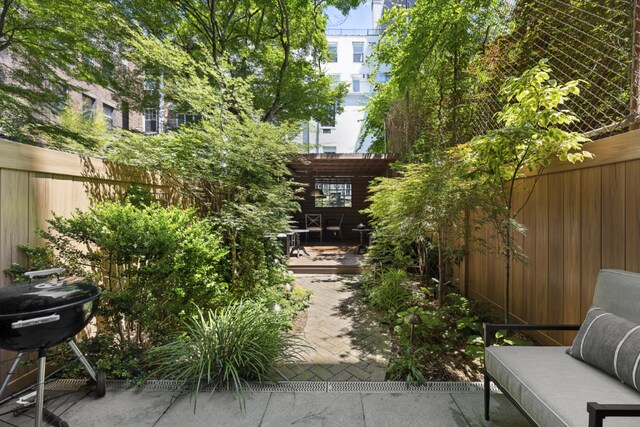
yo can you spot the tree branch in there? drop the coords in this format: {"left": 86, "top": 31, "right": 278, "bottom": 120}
{"left": 260, "top": 0, "right": 289, "bottom": 122}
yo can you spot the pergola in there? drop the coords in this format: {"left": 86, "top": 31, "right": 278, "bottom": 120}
{"left": 288, "top": 153, "right": 398, "bottom": 241}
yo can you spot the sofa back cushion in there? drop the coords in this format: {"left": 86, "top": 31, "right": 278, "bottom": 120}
{"left": 593, "top": 269, "right": 640, "bottom": 324}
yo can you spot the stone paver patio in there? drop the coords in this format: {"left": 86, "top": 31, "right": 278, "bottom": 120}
{"left": 279, "top": 274, "right": 392, "bottom": 382}
{"left": 0, "top": 386, "right": 530, "bottom": 426}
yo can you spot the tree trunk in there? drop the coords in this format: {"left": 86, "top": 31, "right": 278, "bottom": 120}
{"left": 437, "top": 230, "right": 445, "bottom": 308}
{"left": 462, "top": 210, "right": 470, "bottom": 298}
{"left": 503, "top": 223, "right": 511, "bottom": 324}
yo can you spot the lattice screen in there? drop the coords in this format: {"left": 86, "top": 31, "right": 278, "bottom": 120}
{"left": 471, "top": 0, "right": 638, "bottom": 140}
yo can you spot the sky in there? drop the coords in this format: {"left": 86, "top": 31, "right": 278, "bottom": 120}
{"left": 325, "top": 1, "right": 373, "bottom": 30}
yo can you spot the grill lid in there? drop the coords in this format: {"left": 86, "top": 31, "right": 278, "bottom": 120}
{"left": 0, "top": 276, "right": 100, "bottom": 318}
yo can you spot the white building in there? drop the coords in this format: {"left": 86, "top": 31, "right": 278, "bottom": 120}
{"left": 301, "top": 0, "right": 390, "bottom": 154}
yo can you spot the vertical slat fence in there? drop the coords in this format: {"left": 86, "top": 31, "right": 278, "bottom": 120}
{"left": 459, "top": 129, "right": 640, "bottom": 345}
{"left": 0, "top": 138, "right": 168, "bottom": 398}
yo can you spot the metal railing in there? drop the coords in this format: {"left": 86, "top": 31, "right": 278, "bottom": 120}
{"left": 326, "top": 29, "right": 382, "bottom": 36}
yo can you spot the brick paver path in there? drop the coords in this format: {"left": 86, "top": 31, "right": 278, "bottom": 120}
{"left": 279, "top": 274, "right": 392, "bottom": 381}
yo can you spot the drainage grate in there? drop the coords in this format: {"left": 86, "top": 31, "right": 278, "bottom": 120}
{"left": 327, "top": 381, "right": 498, "bottom": 393}
{"left": 244, "top": 381, "right": 327, "bottom": 393}
{"left": 45, "top": 379, "right": 90, "bottom": 391}
{"left": 46, "top": 379, "right": 500, "bottom": 394}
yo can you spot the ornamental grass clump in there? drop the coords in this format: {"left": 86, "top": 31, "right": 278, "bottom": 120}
{"left": 149, "top": 301, "right": 304, "bottom": 411}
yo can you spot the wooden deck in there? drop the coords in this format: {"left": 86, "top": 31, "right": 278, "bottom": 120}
{"left": 287, "top": 242, "right": 365, "bottom": 274}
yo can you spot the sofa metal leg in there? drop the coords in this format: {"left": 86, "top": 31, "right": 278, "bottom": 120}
{"left": 484, "top": 372, "right": 490, "bottom": 421}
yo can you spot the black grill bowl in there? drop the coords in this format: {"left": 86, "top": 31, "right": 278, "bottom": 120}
{"left": 0, "top": 277, "right": 100, "bottom": 352}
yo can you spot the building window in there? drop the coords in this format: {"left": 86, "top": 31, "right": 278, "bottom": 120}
{"left": 322, "top": 128, "right": 332, "bottom": 134}
{"left": 352, "top": 79, "right": 360, "bottom": 92}
{"left": 330, "top": 74, "right": 341, "bottom": 88}
{"left": 368, "top": 41, "right": 376, "bottom": 56}
{"left": 82, "top": 94, "right": 96, "bottom": 120}
{"left": 320, "top": 104, "right": 336, "bottom": 128}
{"left": 167, "top": 112, "right": 200, "bottom": 129}
{"left": 328, "top": 43, "right": 338, "bottom": 62}
{"left": 144, "top": 70, "right": 158, "bottom": 90}
{"left": 103, "top": 104, "right": 114, "bottom": 129}
{"left": 322, "top": 146, "right": 337, "bottom": 153}
{"left": 352, "top": 42, "right": 364, "bottom": 63}
{"left": 144, "top": 108, "right": 158, "bottom": 133}
{"left": 52, "top": 85, "right": 69, "bottom": 114}
{"left": 177, "top": 113, "right": 199, "bottom": 126}
{"left": 314, "top": 177, "right": 352, "bottom": 208}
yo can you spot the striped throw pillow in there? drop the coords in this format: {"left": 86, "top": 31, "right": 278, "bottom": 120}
{"left": 567, "top": 306, "right": 640, "bottom": 391}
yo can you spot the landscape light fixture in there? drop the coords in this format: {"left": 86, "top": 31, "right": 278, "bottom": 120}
{"left": 311, "top": 169, "right": 325, "bottom": 197}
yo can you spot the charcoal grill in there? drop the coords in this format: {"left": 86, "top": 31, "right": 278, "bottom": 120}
{"left": 0, "top": 269, "right": 106, "bottom": 427}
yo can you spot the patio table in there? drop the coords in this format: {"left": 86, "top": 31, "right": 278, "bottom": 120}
{"left": 352, "top": 228, "right": 373, "bottom": 255}
{"left": 264, "top": 232, "right": 295, "bottom": 260}
{"left": 290, "top": 229, "right": 310, "bottom": 258}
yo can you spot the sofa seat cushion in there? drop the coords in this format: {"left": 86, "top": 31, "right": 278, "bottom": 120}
{"left": 486, "top": 346, "right": 640, "bottom": 427}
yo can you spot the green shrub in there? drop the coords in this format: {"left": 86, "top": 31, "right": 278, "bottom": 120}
{"left": 465, "top": 330, "right": 533, "bottom": 362}
{"left": 3, "top": 245, "right": 55, "bottom": 282}
{"left": 50, "top": 334, "right": 148, "bottom": 385}
{"left": 148, "top": 302, "right": 304, "bottom": 410}
{"left": 367, "top": 268, "right": 411, "bottom": 317}
{"left": 36, "top": 200, "right": 228, "bottom": 346}
{"left": 255, "top": 282, "right": 311, "bottom": 329}
{"left": 386, "top": 350, "right": 426, "bottom": 385}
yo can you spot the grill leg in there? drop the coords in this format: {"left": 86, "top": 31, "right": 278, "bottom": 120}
{"left": 35, "top": 349, "right": 46, "bottom": 427}
{"left": 0, "top": 351, "right": 23, "bottom": 398}
{"left": 66, "top": 340, "right": 96, "bottom": 382}
{"left": 484, "top": 372, "right": 491, "bottom": 421}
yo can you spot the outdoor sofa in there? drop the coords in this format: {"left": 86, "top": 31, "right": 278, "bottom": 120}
{"left": 484, "top": 269, "right": 640, "bottom": 427}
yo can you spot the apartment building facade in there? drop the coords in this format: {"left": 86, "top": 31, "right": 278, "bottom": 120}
{"left": 300, "top": 0, "right": 391, "bottom": 154}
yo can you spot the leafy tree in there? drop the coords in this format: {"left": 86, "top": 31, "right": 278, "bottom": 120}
{"left": 463, "top": 61, "right": 591, "bottom": 323}
{"left": 0, "top": 0, "right": 132, "bottom": 144}
{"left": 114, "top": 0, "right": 355, "bottom": 124}
{"left": 108, "top": 35, "right": 301, "bottom": 290}
{"left": 363, "top": 0, "right": 510, "bottom": 156}
{"left": 367, "top": 150, "right": 483, "bottom": 306}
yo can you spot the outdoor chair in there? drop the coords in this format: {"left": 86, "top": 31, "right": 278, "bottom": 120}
{"left": 305, "top": 214, "right": 323, "bottom": 242}
{"left": 326, "top": 214, "right": 344, "bottom": 240}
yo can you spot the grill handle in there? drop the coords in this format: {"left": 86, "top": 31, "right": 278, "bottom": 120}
{"left": 11, "top": 314, "right": 60, "bottom": 329}
{"left": 24, "top": 268, "right": 63, "bottom": 280}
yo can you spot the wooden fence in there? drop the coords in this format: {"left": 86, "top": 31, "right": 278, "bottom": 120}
{"left": 458, "top": 129, "right": 640, "bottom": 345}
{"left": 0, "top": 138, "right": 168, "bottom": 398}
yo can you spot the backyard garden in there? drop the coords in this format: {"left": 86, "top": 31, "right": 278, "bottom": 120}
{"left": 0, "top": 0, "right": 638, "bottom": 411}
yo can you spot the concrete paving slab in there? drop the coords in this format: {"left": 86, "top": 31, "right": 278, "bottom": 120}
{"left": 361, "top": 393, "right": 469, "bottom": 427}
{"left": 155, "top": 390, "right": 270, "bottom": 427}
{"left": 0, "top": 390, "right": 87, "bottom": 427}
{"left": 449, "top": 392, "right": 530, "bottom": 427}
{"left": 59, "top": 390, "right": 174, "bottom": 427}
{"left": 260, "top": 392, "right": 365, "bottom": 427}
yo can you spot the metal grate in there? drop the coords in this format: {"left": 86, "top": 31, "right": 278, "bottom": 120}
{"left": 45, "top": 379, "right": 500, "bottom": 394}
{"left": 327, "top": 381, "right": 498, "bottom": 393}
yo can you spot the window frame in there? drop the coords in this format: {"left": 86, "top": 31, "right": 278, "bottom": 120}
{"left": 352, "top": 42, "right": 364, "bottom": 63}
{"left": 82, "top": 94, "right": 96, "bottom": 120}
{"left": 103, "top": 104, "right": 115, "bottom": 129}
{"left": 328, "top": 42, "right": 338, "bottom": 63}
{"left": 314, "top": 177, "right": 352, "bottom": 208}
{"left": 322, "top": 146, "right": 337, "bottom": 153}
{"left": 144, "top": 108, "right": 159, "bottom": 133}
